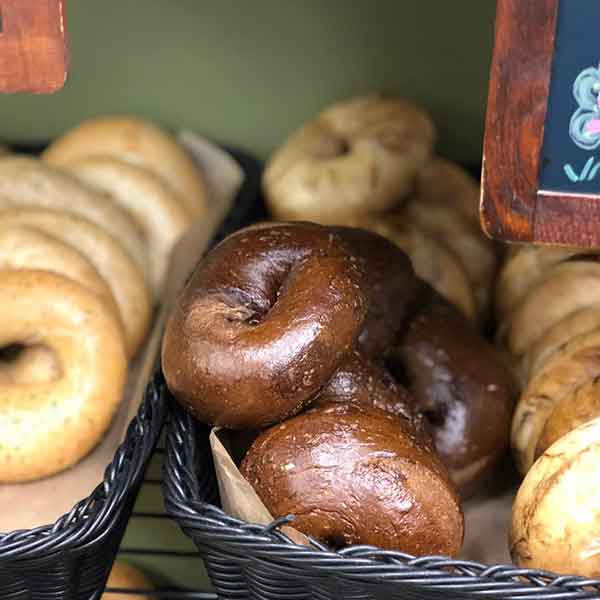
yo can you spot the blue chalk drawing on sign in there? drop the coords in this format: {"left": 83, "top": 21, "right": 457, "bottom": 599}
{"left": 565, "top": 64, "right": 600, "bottom": 182}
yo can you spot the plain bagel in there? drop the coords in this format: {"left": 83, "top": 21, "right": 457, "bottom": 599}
{"left": 0, "top": 225, "right": 120, "bottom": 324}
{"left": 0, "top": 270, "right": 127, "bottom": 483}
{"left": 0, "top": 208, "right": 151, "bottom": 358}
{"left": 263, "top": 95, "right": 435, "bottom": 224}
{"left": 64, "top": 155, "right": 193, "bottom": 296}
{"left": 0, "top": 156, "right": 149, "bottom": 279}
{"left": 42, "top": 115, "right": 207, "bottom": 219}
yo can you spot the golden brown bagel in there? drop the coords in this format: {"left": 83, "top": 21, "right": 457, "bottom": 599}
{"left": 103, "top": 561, "right": 153, "bottom": 600}
{"left": 0, "top": 225, "right": 120, "bottom": 324}
{"left": 511, "top": 417, "right": 600, "bottom": 577}
{"left": 0, "top": 208, "right": 151, "bottom": 357}
{"left": 263, "top": 95, "right": 435, "bottom": 224}
{"left": 0, "top": 156, "right": 148, "bottom": 278}
{"left": 0, "top": 270, "right": 127, "bottom": 482}
{"left": 42, "top": 116, "right": 207, "bottom": 219}
{"left": 64, "top": 156, "right": 193, "bottom": 295}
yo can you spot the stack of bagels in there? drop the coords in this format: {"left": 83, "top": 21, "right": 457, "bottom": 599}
{"left": 0, "top": 116, "right": 206, "bottom": 483}
{"left": 263, "top": 95, "right": 499, "bottom": 323}
{"left": 496, "top": 245, "right": 600, "bottom": 576}
{"left": 162, "top": 221, "right": 515, "bottom": 557}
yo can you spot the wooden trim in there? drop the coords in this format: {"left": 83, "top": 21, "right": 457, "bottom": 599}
{"left": 534, "top": 191, "right": 600, "bottom": 247}
{"left": 0, "top": 0, "right": 68, "bottom": 93}
{"left": 480, "top": 0, "right": 559, "bottom": 243}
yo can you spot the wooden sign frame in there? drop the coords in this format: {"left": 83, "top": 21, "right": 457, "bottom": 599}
{"left": 481, "top": 0, "right": 600, "bottom": 247}
{"left": 0, "top": 0, "right": 68, "bottom": 93}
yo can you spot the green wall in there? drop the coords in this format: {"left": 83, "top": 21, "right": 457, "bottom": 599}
{"left": 0, "top": 0, "right": 496, "bottom": 164}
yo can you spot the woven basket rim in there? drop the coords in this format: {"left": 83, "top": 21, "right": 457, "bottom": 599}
{"left": 164, "top": 395, "right": 600, "bottom": 599}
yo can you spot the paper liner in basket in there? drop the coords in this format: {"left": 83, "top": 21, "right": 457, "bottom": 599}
{"left": 210, "top": 427, "right": 515, "bottom": 562}
{"left": 0, "top": 133, "right": 243, "bottom": 532}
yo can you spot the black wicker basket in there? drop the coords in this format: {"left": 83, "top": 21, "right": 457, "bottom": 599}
{"left": 0, "top": 146, "right": 263, "bottom": 600}
{"left": 164, "top": 400, "right": 600, "bottom": 600}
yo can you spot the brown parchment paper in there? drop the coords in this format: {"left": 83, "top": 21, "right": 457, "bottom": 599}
{"left": 211, "top": 428, "right": 515, "bottom": 563}
{"left": 0, "top": 132, "right": 244, "bottom": 533}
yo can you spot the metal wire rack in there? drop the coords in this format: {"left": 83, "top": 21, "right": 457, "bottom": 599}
{"left": 103, "top": 427, "right": 218, "bottom": 599}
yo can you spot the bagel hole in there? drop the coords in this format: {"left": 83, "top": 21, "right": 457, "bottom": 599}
{"left": 0, "top": 343, "right": 62, "bottom": 385}
{"left": 335, "top": 140, "right": 350, "bottom": 156}
{"left": 422, "top": 406, "right": 447, "bottom": 428}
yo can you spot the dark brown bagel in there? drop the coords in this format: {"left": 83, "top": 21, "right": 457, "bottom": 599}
{"left": 161, "top": 222, "right": 368, "bottom": 429}
{"left": 313, "top": 349, "right": 420, "bottom": 425}
{"left": 332, "top": 226, "right": 421, "bottom": 356}
{"left": 393, "top": 285, "right": 515, "bottom": 494}
{"left": 240, "top": 403, "right": 464, "bottom": 556}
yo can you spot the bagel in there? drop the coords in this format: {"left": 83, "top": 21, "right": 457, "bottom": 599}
{"left": 103, "top": 561, "right": 153, "bottom": 600}
{"left": 0, "top": 270, "right": 127, "bottom": 482}
{"left": 0, "top": 345, "right": 60, "bottom": 386}
{"left": 0, "top": 156, "right": 148, "bottom": 278}
{"left": 162, "top": 222, "right": 368, "bottom": 429}
{"left": 240, "top": 403, "right": 464, "bottom": 555}
{"left": 0, "top": 225, "right": 120, "bottom": 324}
{"left": 499, "top": 261, "right": 600, "bottom": 358}
{"left": 331, "top": 225, "right": 421, "bottom": 356}
{"left": 0, "top": 208, "right": 151, "bottom": 357}
{"left": 414, "top": 157, "right": 482, "bottom": 229}
{"left": 42, "top": 115, "right": 207, "bottom": 218}
{"left": 263, "top": 95, "right": 435, "bottom": 224}
{"left": 402, "top": 200, "right": 496, "bottom": 317}
{"left": 64, "top": 156, "right": 193, "bottom": 295}
{"left": 393, "top": 287, "right": 515, "bottom": 493}
{"left": 496, "top": 245, "right": 588, "bottom": 320}
{"left": 511, "top": 329, "right": 600, "bottom": 474}
{"left": 511, "top": 417, "right": 600, "bottom": 577}
{"left": 524, "top": 307, "right": 600, "bottom": 378}
{"left": 356, "top": 215, "right": 476, "bottom": 320}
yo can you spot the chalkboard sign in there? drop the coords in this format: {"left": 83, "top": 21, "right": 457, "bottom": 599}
{"left": 481, "top": 0, "right": 600, "bottom": 247}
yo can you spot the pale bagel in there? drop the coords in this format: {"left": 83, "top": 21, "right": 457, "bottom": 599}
{"left": 500, "top": 261, "right": 600, "bottom": 358}
{"left": 64, "top": 156, "right": 192, "bottom": 296}
{"left": 103, "top": 561, "right": 153, "bottom": 600}
{"left": 0, "top": 345, "right": 60, "bottom": 386}
{"left": 346, "top": 214, "right": 476, "bottom": 320}
{"left": 511, "top": 417, "right": 600, "bottom": 577}
{"left": 0, "top": 270, "right": 127, "bottom": 482}
{"left": 0, "top": 156, "right": 148, "bottom": 279}
{"left": 0, "top": 209, "right": 151, "bottom": 357}
{"left": 263, "top": 95, "right": 435, "bottom": 224}
{"left": 0, "top": 225, "right": 121, "bottom": 324}
{"left": 414, "top": 157, "right": 482, "bottom": 228}
{"left": 524, "top": 306, "right": 600, "bottom": 379}
{"left": 42, "top": 115, "right": 207, "bottom": 219}
{"left": 511, "top": 329, "right": 600, "bottom": 474}
{"left": 403, "top": 200, "right": 496, "bottom": 317}
{"left": 496, "top": 245, "right": 589, "bottom": 320}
